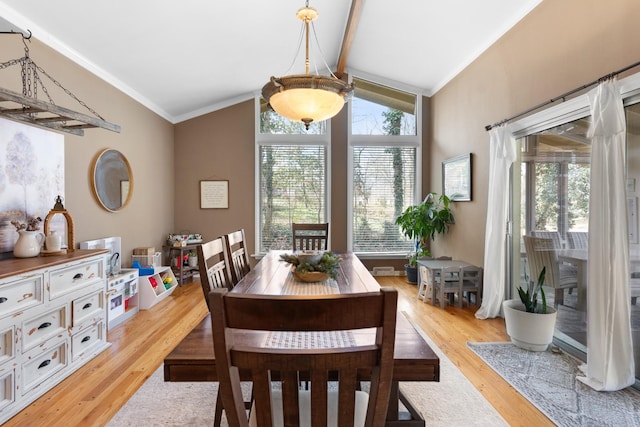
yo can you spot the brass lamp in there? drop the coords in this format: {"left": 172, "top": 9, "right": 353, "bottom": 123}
{"left": 261, "top": 2, "right": 354, "bottom": 130}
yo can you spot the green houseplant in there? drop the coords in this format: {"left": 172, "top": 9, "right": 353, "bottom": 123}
{"left": 503, "top": 266, "right": 558, "bottom": 351}
{"left": 395, "top": 192, "right": 455, "bottom": 283}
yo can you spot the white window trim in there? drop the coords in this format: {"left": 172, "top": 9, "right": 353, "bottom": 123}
{"left": 346, "top": 73, "right": 423, "bottom": 255}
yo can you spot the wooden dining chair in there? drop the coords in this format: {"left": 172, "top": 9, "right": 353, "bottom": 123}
{"left": 292, "top": 222, "right": 329, "bottom": 251}
{"left": 209, "top": 287, "right": 398, "bottom": 427}
{"left": 197, "top": 237, "right": 250, "bottom": 426}
{"left": 197, "top": 238, "right": 233, "bottom": 311}
{"left": 224, "top": 229, "right": 251, "bottom": 285}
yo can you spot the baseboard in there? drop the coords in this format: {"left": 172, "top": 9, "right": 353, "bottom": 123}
{"left": 371, "top": 266, "right": 402, "bottom": 276}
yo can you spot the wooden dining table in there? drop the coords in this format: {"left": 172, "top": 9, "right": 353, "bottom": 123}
{"left": 164, "top": 251, "right": 440, "bottom": 426}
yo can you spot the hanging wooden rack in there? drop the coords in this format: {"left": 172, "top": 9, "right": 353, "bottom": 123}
{"left": 0, "top": 30, "right": 121, "bottom": 136}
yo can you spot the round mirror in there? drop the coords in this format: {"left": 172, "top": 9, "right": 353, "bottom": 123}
{"left": 91, "top": 149, "right": 133, "bottom": 212}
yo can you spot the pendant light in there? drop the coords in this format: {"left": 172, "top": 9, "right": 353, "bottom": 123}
{"left": 261, "top": 1, "right": 354, "bottom": 130}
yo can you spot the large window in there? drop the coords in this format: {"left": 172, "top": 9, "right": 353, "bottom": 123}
{"left": 349, "top": 77, "right": 420, "bottom": 255}
{"left": 257, "top": 99, "right": 329, "bottom": 253}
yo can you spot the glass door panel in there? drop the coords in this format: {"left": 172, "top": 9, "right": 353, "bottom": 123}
{"left": 513, "top": 105, "right": 640, "bottom": 382}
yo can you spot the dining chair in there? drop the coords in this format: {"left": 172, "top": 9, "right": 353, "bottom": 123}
{"left": 197, "top": 237, "right": 249, "bottom": 426}
{"left": 431, "top": 266, "right": 461, "bottom": 309}
{"left": 292, "top": 222, "right": 329, "bottom": 251}
{"left": 224, "top": 229, "right": 251, "bottom": 285}
{"left": 523, "top": 235, "right": 578, "bottom": 307}
{"left": 197, "top": 238, "right": 234, "bottom": 310}
{"left": 567, "top": 231, "right": 588, "bottom": 249}
{"left": 209, "top": 287, "right": 397, "bottom": 427}
{"left": 532, "top": 230, "right": 564, "bottom": 249}
{"left": 459, "top": 265, "right": 483, "bottom": 307}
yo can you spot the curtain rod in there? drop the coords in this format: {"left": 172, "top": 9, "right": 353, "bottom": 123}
{"left": 484, "top": 59, "right": 640, "bottom": 131}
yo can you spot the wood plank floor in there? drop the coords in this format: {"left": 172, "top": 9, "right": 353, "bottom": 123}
{"left": 5, "top": 276, "right": 554, "bottom": 426}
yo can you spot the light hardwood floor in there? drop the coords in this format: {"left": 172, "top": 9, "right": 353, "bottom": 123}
{"left": 5, "top": 276, "right": 554, "bottom": 426}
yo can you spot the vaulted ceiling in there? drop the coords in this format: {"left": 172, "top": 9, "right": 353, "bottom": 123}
{"left": 0, "top": 0, "right": 542, "bottom": 124}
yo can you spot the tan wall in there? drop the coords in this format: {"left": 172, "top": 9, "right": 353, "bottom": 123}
{"left": 430, "top": 0, "right": 640, "bottom": 267}
{"left": 173, "top": 100, "right": 256, "bottom": 261}
{"left": 0, "top": 37, "right": 175, "bottom": 262}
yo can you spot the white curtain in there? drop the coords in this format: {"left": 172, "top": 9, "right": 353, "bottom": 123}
{"left": 476, "top": 125, "right": 515, "bottom": 319}
{"left": 577, "top": 80, "right": 635, "bottom": 391}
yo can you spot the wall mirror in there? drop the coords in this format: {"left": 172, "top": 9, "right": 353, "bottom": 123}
{"left": 92, "top": 149, "right": 133, "bottom": 212}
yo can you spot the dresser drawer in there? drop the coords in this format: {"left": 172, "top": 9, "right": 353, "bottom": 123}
{"left": 22, "top": 339, "right": 67, "bottom": 394}
{"left": 0, "top": 368, "right": 15, "bottom": 411}
{"left": 22, "top": 307, "right": 67, "bottom": 353}
{"left": 72, "top": 290, "right": 104, "bottom": 327}
{"left": 49, "top": 258, "right": 105, "bottom": 299}
{"left": 0, "top": 326, "right": 14, "bottom": 365}
{"left": 71, "top": 322, "right": 105, "bottom": 362}
{"left": 0, "top": 275, "right": 44, "bottom": 319}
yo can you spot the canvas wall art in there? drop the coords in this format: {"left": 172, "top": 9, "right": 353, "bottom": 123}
{"left": 0, "top": 117, "right": 64, "bottom": 253}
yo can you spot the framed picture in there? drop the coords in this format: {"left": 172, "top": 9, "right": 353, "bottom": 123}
{"left": 200, "top": 180, "right": 229, "bottom": 209}
{"left": 442, "top": 153, "right": 472, "bottom": 201}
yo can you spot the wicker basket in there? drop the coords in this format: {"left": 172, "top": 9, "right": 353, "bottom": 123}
{"left": 291, "top": 266, "right": 329, "bottom": 283}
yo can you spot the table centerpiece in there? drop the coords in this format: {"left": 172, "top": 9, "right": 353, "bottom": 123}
{"left": 280, "top": 251, "right": 341, "bottom": 282}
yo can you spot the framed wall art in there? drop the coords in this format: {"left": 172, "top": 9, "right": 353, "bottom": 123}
{"left": 442, "top": 153, "right": 472, "bottom": 201}
{"left": 200, "top": 180, "right": 229, "bottom": 209}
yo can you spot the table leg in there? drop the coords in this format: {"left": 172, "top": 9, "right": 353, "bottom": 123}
{"left": 385, "top": 381, "right": 425, "bottom": 427}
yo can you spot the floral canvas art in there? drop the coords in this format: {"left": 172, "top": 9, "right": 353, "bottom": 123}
{"left": 0, "top": 117, "right": 64, "bottom": 253}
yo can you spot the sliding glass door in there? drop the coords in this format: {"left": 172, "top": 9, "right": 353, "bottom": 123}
{"left": 510, "top": 100, "right": 640, "bottom": 384}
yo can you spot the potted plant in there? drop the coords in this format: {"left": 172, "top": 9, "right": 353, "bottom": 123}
{"left": 187, "top": 251, "right": 198, "bottom": 268}
{"left": 395, "top": 192, "right": 455, "bottom": 283}
{"left": 503, "top": 267, "right": 558, "bottom": 351}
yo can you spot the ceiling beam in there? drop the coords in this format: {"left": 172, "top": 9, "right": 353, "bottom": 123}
{"left": 335, "top": 0, "right": 364, "bottom": 79}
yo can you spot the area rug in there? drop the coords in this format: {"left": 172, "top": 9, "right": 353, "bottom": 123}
{"left": 107, "top": 315, "right": 507, "bottom": 426}
{"left": 468, "top": 342, "right": 640, "bottom": 427}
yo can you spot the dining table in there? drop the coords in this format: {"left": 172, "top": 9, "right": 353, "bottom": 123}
{"left": 164, "top": 251, "right": 440, "bottom": 426}
{"left": 557, "top": 247, "right": 640, "bottom": 312}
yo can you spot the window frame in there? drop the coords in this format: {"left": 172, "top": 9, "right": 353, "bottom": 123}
{"left": 254, "top": 97, "right": 332, "bottom": 256}
{"left": 346, "top": 72, "right": 423, "bottom": 257}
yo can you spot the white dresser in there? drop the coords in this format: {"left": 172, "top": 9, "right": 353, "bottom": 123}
{"left": 0, "top": 250, "right": 110, "bottom": 424}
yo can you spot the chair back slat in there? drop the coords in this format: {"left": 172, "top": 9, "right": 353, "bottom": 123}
{"left": 224, "top": 229, "right": 251, "bottom": 285}
{"left": 292, "top": 223, "right": 329, "bottom": 252}
{"left": 210, "top": 288, "right": 397, "bottom": 427}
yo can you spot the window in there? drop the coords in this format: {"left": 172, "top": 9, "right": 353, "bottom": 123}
{"left": 352, "top": 146, "right": 416, "bottom": 253}
{"left": 257, "top": 98, "right": 329, "bottom": 253}
{"left": 258, "top": 98, "right": 326, "bottom": 135}
{"left": 351, "top": 77, "right": 417, "bottom": 135}
{"left": 349, "top": 77, "right": 421, "bottom": 255}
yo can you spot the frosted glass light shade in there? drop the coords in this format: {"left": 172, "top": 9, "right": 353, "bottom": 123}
{"left": 262, "top": 74, "right": 353, "bottom": 129}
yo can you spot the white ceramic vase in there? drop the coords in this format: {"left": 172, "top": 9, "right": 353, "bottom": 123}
{"left": 503, "top": 299, "right": 557, "bottom": 351}
{"left": 13, "top": 230, "right": 44, "bottom": 258}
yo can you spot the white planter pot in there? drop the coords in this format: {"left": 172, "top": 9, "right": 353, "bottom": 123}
{"left": 502, "top": 299, "right": 557, "bottom": 352}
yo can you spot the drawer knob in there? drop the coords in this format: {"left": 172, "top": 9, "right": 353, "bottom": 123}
{"left": 82, "top": 303, "right": 92, "bottom": 310}
{"left": 0, "top": 297, "right": 6, "bottom": 303}
{"left": 38, "top": 322, "right": 52, "bottom": 330}
{"left": 73, "top": 273, "right": 84, "bottom": 280}
{"left": 38, "top": 359, "right": 51, "bottom": 369}
{"left": 81, "top": 336, "right": 91, "bottom": 343}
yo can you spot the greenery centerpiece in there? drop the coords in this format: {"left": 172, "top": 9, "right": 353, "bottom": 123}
{"left": 503, "top": 266, "right": 558, "bottom": 351}
{"left": 280, "top": 252, "right": 341, "bottom": 282}
{"left": 395, "top": 192, "right": 455, "bottom": 283}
